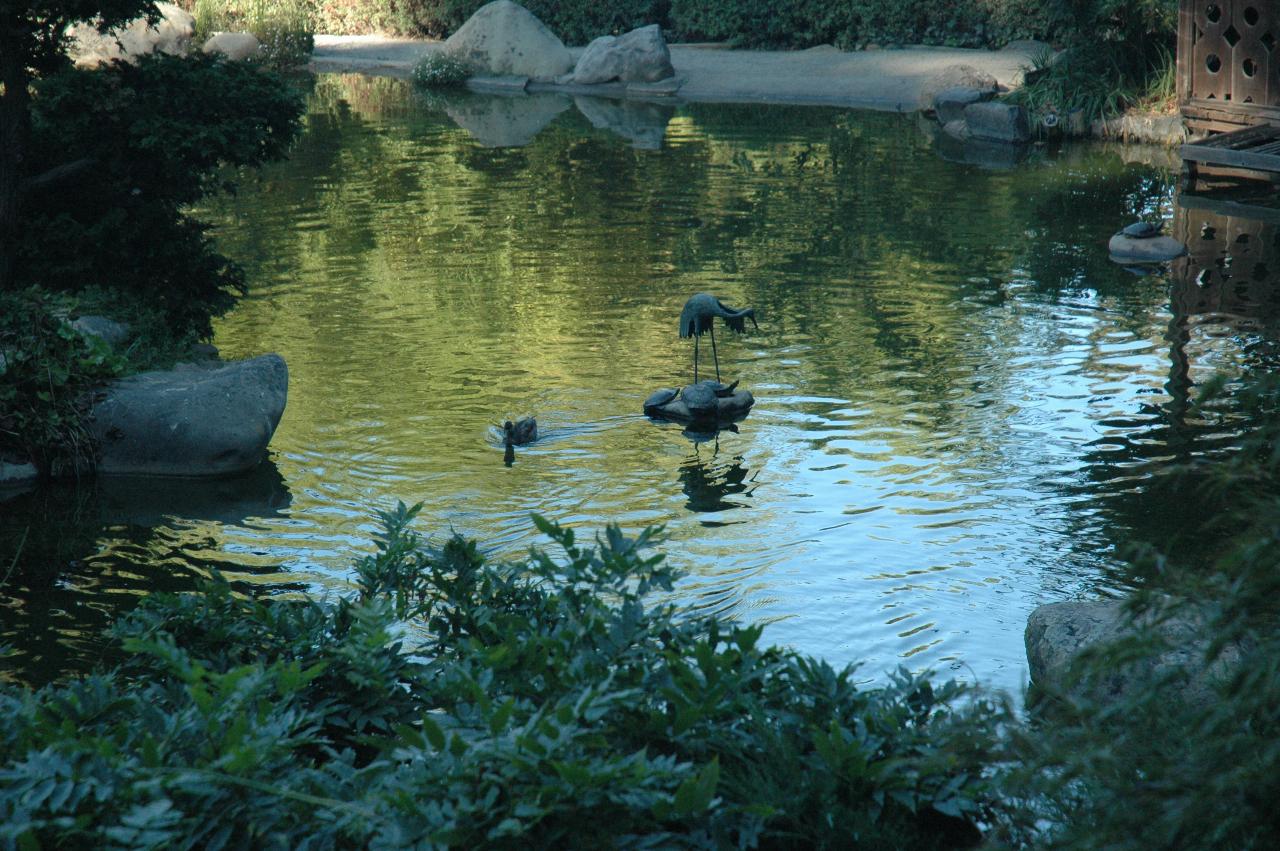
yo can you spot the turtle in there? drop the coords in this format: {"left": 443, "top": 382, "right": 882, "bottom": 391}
{"left": 1121, "top": 221, "right": 1161, "bottom": 239}
{"left": 644, "top": 388, "right": 678, "bottom": 413}
{"left": 681, "top": 382, "right": 719, "bottom": 417}
{"left": 708, "top": 379, "right": 740, "bottom": 398}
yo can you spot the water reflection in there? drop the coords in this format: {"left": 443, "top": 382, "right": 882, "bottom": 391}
{"left": 574, "top": 96, "right": 674, "bottom": 150}
{"left": 678, "top": 445, "right": 756, "bottom": 518}
{"left": 440, "top": 91, "right": 570, "bottom": 148}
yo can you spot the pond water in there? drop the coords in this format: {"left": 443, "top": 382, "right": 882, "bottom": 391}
{"left": 5, "top": 75, "right": 1280, "bottom": 692}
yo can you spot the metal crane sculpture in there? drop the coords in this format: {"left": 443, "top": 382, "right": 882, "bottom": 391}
{"left": 679, "top": 292, "right": 758, "bottom": 383}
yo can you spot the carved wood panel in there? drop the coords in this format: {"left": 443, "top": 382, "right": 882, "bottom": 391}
{"left": 1181, "top": 1, "right": 1280, "bottom": 121}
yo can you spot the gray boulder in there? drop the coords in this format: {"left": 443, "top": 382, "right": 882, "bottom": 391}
{"left": 202, "top": 31, "right": 263, "bottom": 62}
{"left": 1108, "top": 232, "right": 1186, "bottom": 264}
{"left": 933, "top": 86, "right": 990, "bottom": 125}
{"left": 572, "top": 24, "right": 675, "bottom": 85}
{"left": 918, "top": 64, "right": 998, "bottom": 112}
{"left": 1026, "top": 599, "right": 1248, "bottom": 708}
{"left": 963, "top": 101, "right": 1030, "bottom": 143}
{"left": 67, "top": 2, "right": 194, "bottom": 68}
{"left": 444, "top": 1, "right": 573, "bottom": 82}
{"left": 90, "top": 353, "right": 288, "bottom": 477}
{"left": 71, "top": 315, "right": 131, "bottom": 348}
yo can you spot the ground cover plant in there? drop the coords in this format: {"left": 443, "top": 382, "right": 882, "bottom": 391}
{"left": 0, "top": 506, "right": 1016, "bottom": 847}
{"left": 190, "top": 0, "right": 316, "bottom": 68}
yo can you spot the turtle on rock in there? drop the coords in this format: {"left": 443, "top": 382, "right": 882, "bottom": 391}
{"left": 1121, "top": 221, "right": 1161, "bottom": 239}
{"left": 681, "top": 382, "right": 719, "bottom": 418}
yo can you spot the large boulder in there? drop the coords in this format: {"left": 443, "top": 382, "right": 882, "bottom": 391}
{"left": 918, "top": 64, "right": 998, "bottom": 112}
{"left": 444, "top": 1, "right": 573, "bottom": 82}
{"left": 67, "top": 2, "right": 195, "bottom": 68}
{"left": 202, "top": 32, "right": 263, "bottom": 62}
{"left": 1026, "top": 599, "right": 1249, "bottom": 708}
{"left": 90, "top": 354, "right": 288, "bottom": 477}
{"left": 572, "top": 24, "right": 675, "bottom": 85}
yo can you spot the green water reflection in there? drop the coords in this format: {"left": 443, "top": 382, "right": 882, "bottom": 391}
{"left": 5, "top": 75, "right": 1280, "bottom": 692}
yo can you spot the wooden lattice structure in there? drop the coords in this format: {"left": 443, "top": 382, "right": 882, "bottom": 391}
{"left": 1179, "top": 1, "right": 1280, "bottom": 131}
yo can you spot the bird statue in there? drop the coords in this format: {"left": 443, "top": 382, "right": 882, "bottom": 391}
{"left": 678, "top": 293, "right": 759, "bottom": 384}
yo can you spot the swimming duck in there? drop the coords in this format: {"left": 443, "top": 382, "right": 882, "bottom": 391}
{"left": 503, "top": 417, "right": 537, "bottom": 446}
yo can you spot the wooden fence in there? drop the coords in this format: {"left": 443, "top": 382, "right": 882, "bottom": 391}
{"left": 1180, "top": 1, "right": 1280, "bottom": 132}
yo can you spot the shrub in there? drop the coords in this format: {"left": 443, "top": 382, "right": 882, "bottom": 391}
{"left": 0, "top": 289, "right": 125, "bottom": 474}
{"left": 411, "top": 50, "right": 473, "bottom": 87}
{"left": 190, "top": 0, "right": 315, "bottom": 68}
{"left": 0, "top": 505, "right": 1016, "bottom": 847}
{"left": 14, "top": 53, "right": 303, "bottom": 337}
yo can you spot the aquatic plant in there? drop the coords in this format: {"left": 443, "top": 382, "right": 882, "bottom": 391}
{"left": 0, "top": 504, "right": 1015, "bottom": 847}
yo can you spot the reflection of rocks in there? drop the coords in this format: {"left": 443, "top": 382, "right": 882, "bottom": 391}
{"left": 644, "top": 380, "right": 754, "bottom": 426}
{"left": 1026, "top": 600, "right": 1248, "bottom": 709}
{"left": 933, "top": 125, "right": 1029, "bottom": 170}
{"left": 444, "top": 0, "right": 573, "bottom": 81}
{"left": 963, "top": 101, "right": 1030, "bottom": 143}
{"left": 95, "top": 460, "right": 292, "bottom": 527}
{"left": 574, "top": 96, "right": 673, "bottom": 149}
{"left": 572, "top": 24, "right": 675, "bottom": 85}
{"left": 90, "top": 354, "right": 288, "bottom": 477}
{"left": 443, "top": 92, "right": 570, "bottom": 147}
{"left": 67, "top": 2, "right": 194, "bottom": 68}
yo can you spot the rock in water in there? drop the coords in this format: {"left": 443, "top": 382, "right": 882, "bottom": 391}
{"left": 444, "top": 1, "right": 573, "bottom": 81}
{"left": 67, "top": 2, "right": 194, "bottom": 68}
{"left": 1108, "top": 232, "right": 1186, "bottom": 263}
{"left": 963, "top": 102, "right": 1031, "bottom": 144}
{"left": 91, "top": 354, "right": 288, "bottom": 477}
{"left": 572, "top": 24, "right": 675, "bottom": 85}
{"left": 1122, "top": 221, "right": 1160, "bottom": 239}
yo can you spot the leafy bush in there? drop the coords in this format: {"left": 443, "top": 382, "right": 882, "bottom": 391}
{"left": 411, "top": 50, "right": 473, "bottom": 87}
{"left": 0, "top": 289, "right": 124, "bottom": 474}
{"left": 0, "top": 505, "right": 1015, "bottom": 847}
{"left": 14, "top": 53, "right": 303, "bottom": 337}
{"left": 190, "top": 0, "right": 316, "bottom": 68}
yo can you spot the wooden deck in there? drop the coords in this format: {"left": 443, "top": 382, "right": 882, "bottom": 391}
{"left": 1182, "top": 123, "right": 1280, "bottom": 175}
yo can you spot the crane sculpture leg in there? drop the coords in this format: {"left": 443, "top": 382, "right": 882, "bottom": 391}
{"left": 709, "top": 325, "right": 721, "bottom": 383}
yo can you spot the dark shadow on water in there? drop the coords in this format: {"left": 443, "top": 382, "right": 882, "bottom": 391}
{"left": 0, "top": 461, "right": 292, "bottom": 688}
{"left": 678, "top": 437, "right": 757, "bottom": 519}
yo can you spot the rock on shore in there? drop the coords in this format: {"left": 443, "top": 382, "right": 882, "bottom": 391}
{"left": 445, "top": 1, "right": 573, "bottom": 81}
{"left": 67, "top": 2, "right": 194, "bottom": 68}
{"left": 572, "top": 24, "right": 675, "bottom": 85}
{"left": 91, "top": 354, "right": 288, "bottom": 477}
{"left": 1026, "top": 599, "right": 1248, "bottom": 708}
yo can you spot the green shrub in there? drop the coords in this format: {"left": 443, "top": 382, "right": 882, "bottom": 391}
{"left": 15, "top": 54, "right": 303, "bottom": 337}
{"left": 411, "top": 50, "right": 473, "bottom": 87}
{"left": 0, "top": 504, "right": 1016, "bottom": 847}
{"left": 0, "top": 289, "right": 125, "bottom": 474}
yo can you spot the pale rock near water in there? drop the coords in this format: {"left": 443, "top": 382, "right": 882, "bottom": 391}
{"left": 202, "top": 32, "right": 264, "bottom": 62}
{"left": 0, "top": 457, "right": 39, "bottom": 487}
{"left": 1108, "top": 232, "right": 1186, "bottom": 263}
{"left": 444, "top": 1, "right": 573, "bottom": 82}
{"left": 572, "top": 24, "right": 675, "bottom": 85}
{"left": 90, "top": 354, "right": 288, "bottom": 477}
{"left": 67, "top": 2, "right": 194, "bottom": 68}
{"left": 918, "top": 64, "right": 998, "bottom": 112}
{"left": 1026, "top": 600, "right": 1248, "bottom": 708}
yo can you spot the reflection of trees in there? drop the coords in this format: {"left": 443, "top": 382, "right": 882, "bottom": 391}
{"left": 0, "top": 464, "right": 293, "bottom": 687}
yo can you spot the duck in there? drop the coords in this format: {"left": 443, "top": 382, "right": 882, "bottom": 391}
{"left": 503, "top": 417, "right": 537, "bottom": 446}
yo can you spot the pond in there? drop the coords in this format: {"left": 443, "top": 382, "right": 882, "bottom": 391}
{"left": 4, "top": 75, "right": 1279, "bottom": 693}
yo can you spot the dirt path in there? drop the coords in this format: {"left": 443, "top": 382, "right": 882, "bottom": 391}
{"left": 310, "top": 35, "right": 1046, "bottom": 112}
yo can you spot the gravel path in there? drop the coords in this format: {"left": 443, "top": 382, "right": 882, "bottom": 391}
{"left": 309, "top": 35, "right": 1045, "bottom": 112}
